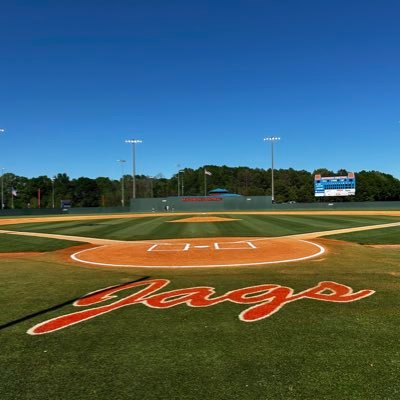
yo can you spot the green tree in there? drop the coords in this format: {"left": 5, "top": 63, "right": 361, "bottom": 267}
{"left": 72, "top": 177, "right": 101, "bottom": 207}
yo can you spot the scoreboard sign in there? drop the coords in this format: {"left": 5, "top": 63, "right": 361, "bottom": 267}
{"left": 314, "top": 172, "right": 356, "bottom": 197}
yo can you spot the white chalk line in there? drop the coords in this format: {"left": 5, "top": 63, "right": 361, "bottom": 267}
{"left": 147, "top": 241, "right": 257, "bottom": 252}
{"left": 2, "top": 220, "right": 400, "bottom": 268}
{"left": 69, "top": 240, "right": 325, "bottom": 269}
{"left": 2, "top": 220, "right": 400, "bottom": 246}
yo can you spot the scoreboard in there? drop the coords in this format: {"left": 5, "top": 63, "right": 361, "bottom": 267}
{"left": 314, "top": 172, "right": 356, "bottom": 197}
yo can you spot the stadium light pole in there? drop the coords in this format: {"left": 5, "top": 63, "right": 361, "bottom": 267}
{"left": 51, "top": 177, "right": 55, "bottom": 208}
{"left": 263, "top": 136, "right": 280, "bottom": 203}
{"left": 117, "top": 159, "right": 126, "bottom": 206}
{"left": 1, "top": 167, "right": 4, "bottom": 210}
{"left": 0, "top": 129, "right": 5, "bottom": 209}
{"left": 125, "top": 139, "right": 142, "bottom": 199}
{"left": 179, "top": 170, "right": 184, "bottom": 196}
{"left": 177, "top": 164, "right": 181, "bottom": 196}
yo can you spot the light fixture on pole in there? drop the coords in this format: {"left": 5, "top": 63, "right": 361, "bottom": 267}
{"left": 125, "top": 139, "right": 142, "bottom": 199}
{"left": 117, "top": 159, "right": 126, "bottom": 206}
{"left": 263, "top": 136, "right": 280, "bottom": 203}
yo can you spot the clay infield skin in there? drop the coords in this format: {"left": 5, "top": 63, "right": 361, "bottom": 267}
{"left": 70, "top": 237, "right": 325, "bottom": 268}
{"left": 1, "top": 211, "right": 400, "bottom": 268}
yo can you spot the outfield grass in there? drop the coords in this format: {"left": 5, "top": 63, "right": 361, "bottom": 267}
{"left": 2, "top": 214, "right": 400, "bottom": 241}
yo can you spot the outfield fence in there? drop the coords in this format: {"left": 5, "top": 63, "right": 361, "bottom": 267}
{"left": 75, "top": 201, "right": 400, "bottom": 212}
{"left": 271, "top": 200, "right": 400, "bottom": 211}
{"left": 0, "top": 206, "right": 130, "bottom": 217}
{"left": 130, "top": 196, "right": 274, "bottom": 212}
{"left": 2, "top": 199, "right": 400, "bottom": 217}
{"left": 130, "top": 197, "right": 400, "bottom": 212}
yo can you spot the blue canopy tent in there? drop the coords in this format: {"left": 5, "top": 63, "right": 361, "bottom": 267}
{"left": 208, "top": 188, "right": 241, "bottom": 197}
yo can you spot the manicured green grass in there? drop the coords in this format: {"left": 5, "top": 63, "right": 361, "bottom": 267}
{"left": 329, "top": 226, "right": 400, "bottom": 245}
{"left": 0, "top": 233, "right": 82, "bottom": 252}
{"left": 1, "top": 242, "right": 399, "bottom": 399}
{"left": 2, "top": 214, "right": 400, "bottom": 241}
{"left": 2, "top": 213, "right": 400, "bottom": 399}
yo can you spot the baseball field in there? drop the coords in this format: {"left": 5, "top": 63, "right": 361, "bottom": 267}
{"left": 1, "top": 211, "right": 400, "bottom": 399}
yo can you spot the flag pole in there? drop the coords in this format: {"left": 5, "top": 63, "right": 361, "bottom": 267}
{"left": 203, "top": 168, "right": 212, "bottom": 196}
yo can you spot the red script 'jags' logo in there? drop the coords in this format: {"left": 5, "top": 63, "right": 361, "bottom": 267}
{"left": 28, "top": 279, "right": 375, "bottom": 335}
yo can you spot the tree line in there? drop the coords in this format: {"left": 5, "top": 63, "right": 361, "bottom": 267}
{"left": 1, "top": 166, "right": 400, "bottom": 209}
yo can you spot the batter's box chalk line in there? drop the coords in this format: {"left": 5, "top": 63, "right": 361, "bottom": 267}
{"left": 214, "top": 241, "right": 257, "bottom": 250}
{"left": 147, "top": 241, "right": 257, "bottom": 252}
{"left": 147, "top": 243, "right": 190, "bottom": 252}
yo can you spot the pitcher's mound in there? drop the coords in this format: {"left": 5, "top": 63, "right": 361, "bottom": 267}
{"left": 168, "top": 216, "right": 241, "bottom": 223}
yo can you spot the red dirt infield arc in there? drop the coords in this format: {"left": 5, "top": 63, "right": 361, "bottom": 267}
{"left": 70, "top": 237, "right": 325, "bottom": 268}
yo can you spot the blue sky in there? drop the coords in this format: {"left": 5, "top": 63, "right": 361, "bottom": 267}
{"left": 0, "top": 0, "right": 399, "bottom": 179}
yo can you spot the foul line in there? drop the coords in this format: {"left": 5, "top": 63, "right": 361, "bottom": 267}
{"left": 0, "top": 276, "right": 151, "bottom": 331}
